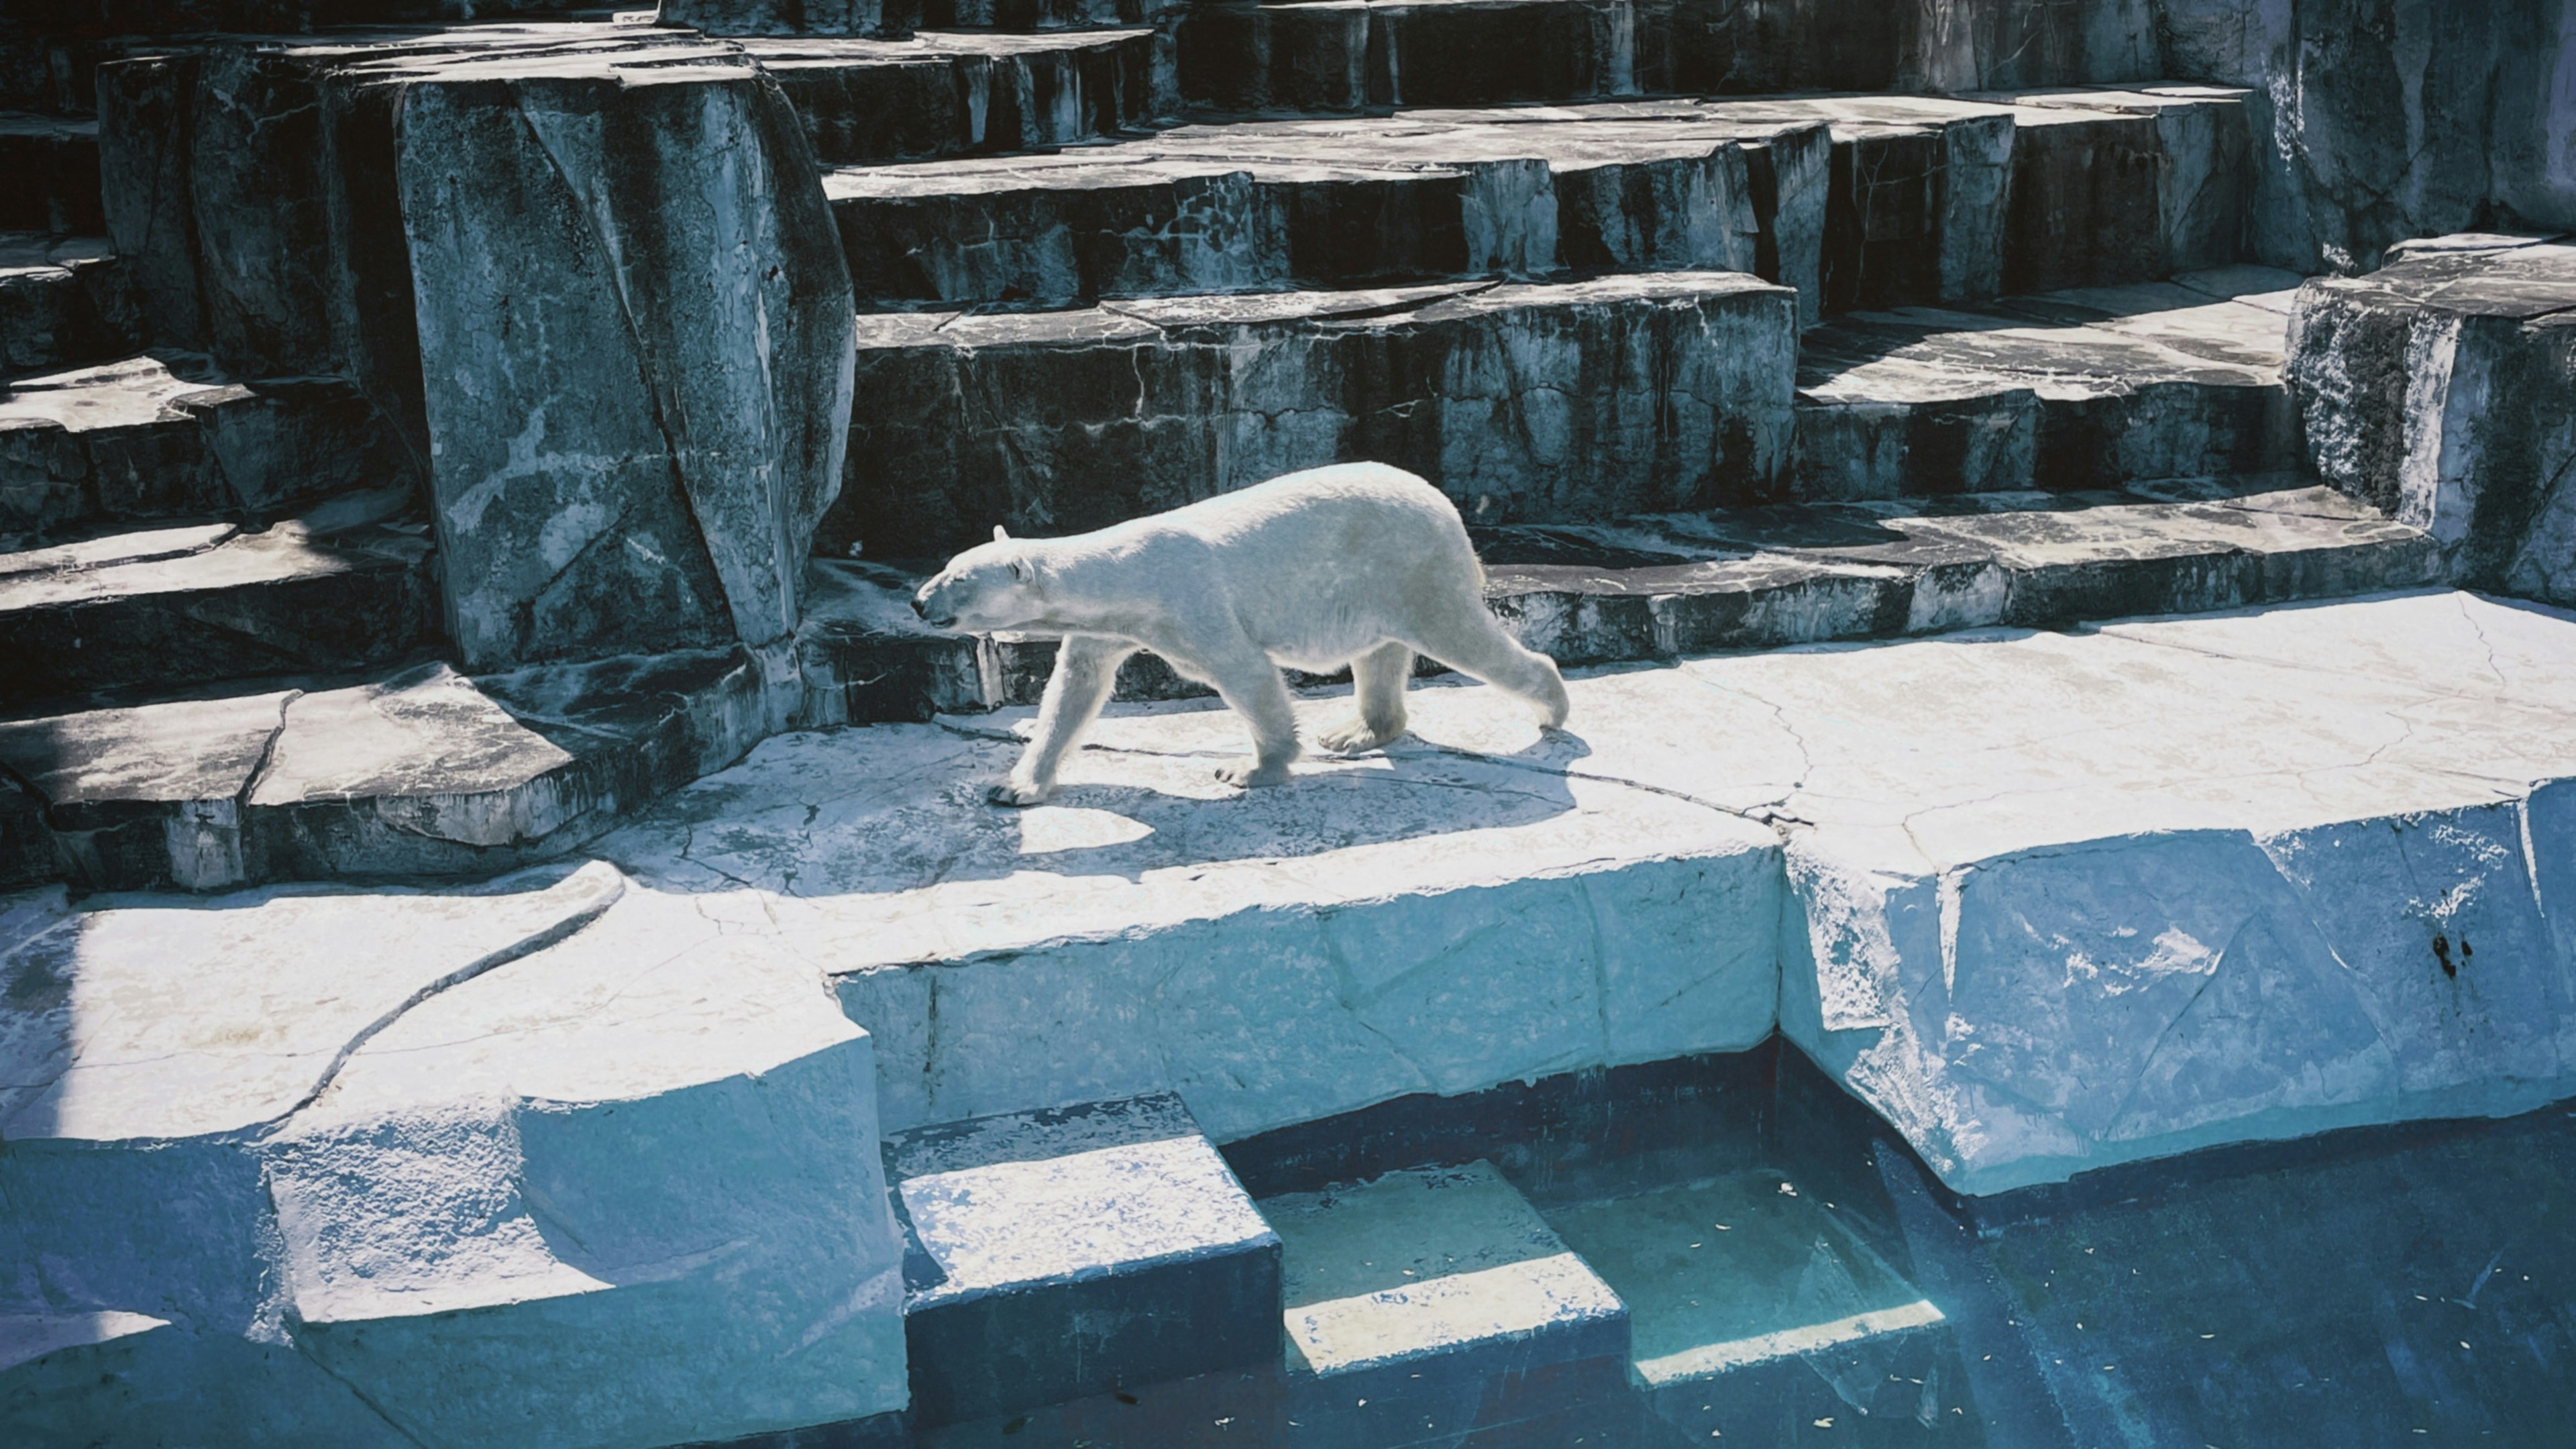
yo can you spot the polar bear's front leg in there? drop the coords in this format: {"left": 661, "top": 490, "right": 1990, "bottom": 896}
{"left": 991, "top": 634, "right": 1138, "bottom": 807}
{"left": 1182, "top": 639, "right": 1301, "bottom": 790}
{"left": 1317, "top": 641, "right": 1413, "bottom": 753}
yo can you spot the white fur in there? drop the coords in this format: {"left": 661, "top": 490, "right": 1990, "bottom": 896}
{"left": 914, "top": 462, "right": 1572, "bottom": 805}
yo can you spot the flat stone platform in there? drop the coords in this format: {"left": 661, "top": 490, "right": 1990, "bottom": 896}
{"left": 594, "top": 587, "right": 2576, "bottom": 1190}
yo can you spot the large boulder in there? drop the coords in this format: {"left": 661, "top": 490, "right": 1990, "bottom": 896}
{"left": 394, "top": 54, "right": 857, "bottom": 668}
{"left": 2285, "top": 237, "right": 2576, "bottom": 602}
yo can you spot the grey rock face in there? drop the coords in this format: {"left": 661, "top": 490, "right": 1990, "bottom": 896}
{"left": 1176, "top": 0, "right": 2159, "bottom": 113}
{"left": 2286, "top": 240, "right": 2576, "bottom": 602}
{"left": 0, "top": 235, "right": 142, "bottom": 376}
{"left": 825, "top": 274, "right": 1797, "bottom": 559}
{"left": 752, "top": 28, "right": 1169, "bottom": 164}
{"left": 0, "top": 507, "right": 437, "bottom": 702}
{"left": 0, "top": 354, "right": 415, "bottom": 543}
{"left": 2161, "top": 0, "right": 2576, "bottom": 273}
{"left": 0, "top": 646, "right": 773, "bottom": 891}
{"left": 0, "top": 114, "right": 101, "bottom": 236}
{"left": 396, "top": 58, "right": 856, "bottom": 669}
{"left": 658, "top": 0, "right": 887, "bottom": 33}
{"left": 1797, "top": 268, "right": 2302, "bottom": 498}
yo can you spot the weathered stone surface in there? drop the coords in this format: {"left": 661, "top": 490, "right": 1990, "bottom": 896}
{"left": 889, "top": 1093, "right": 1280, "bottom": 1424}
{"left": 0, "top": 353, "right": 417, "bottom": 543}
{"left": 0, "top": 643, "right": 777, "bottom": 890}
{"left": 2161, "top": 0, "right": 2576, "bottom": 273}
{"left": 1265, "top": 1161, "right": 1626, "bottom": 1389}
{"left": 396, "top": 56, "right": 855, "bottom": 668}
{"left": 1176, "top": 0, "right": 2160, "bottom": 113}
{"left": 1983, "top": 85, "right": 2253, "bottom": 283}
{"left": 1770, "top": 590, "right": 2576, "bottom": 1193}
{"left": 1795, "top": 268, "right": 2301, "bottom": 498}
{"left": 2285, "top": 239, "right": 2576, "bottom": 603}
{"left": 804, "top": 477, "right": 2435, "bottom": 718}
{"left": 591, "top": 696, "right": 1790, "bottom": 1142}
{"left": 752, "top": 28, "right": 1168, "bottom": 163}
{"left": 828, "top": 274, "right": 1796, "bottom": 559}
{"left": 659, "top": 0, "right": 887, "bottom": 33}
{"left": 0, "top": 502, "right": 436, "bottom": 701}
{"left": 0, "top": 233, "right": 140, "bottom": 376}
{"left": 0, "top": 867, "right": 910, "bottom": 1444}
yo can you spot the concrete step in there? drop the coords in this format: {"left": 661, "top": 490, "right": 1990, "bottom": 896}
{"left": 1795, "top": 266, "right": 2304, "bottom": 498}
{"left": 0, "top": 861, "right": 910, "bottom": 1446}
{"left": 822, "top": 88, "right": 2245, "bottom": 314}
{"left": 0, "top": 233, "right": 140, "bottom": 376}
{"left": 0, "top": 495, "right": 438, "bottom": 700}
{"left": 801, "top": 477, "right": 2436, "bottom": 722}
{"left": 0, "top": 643, "right": 774, "bottom": 892}
{"left": 592, "top": 588, "right": 2576, "bottom": 1202}
{"left": 1260, "top": 1161, "right": 1630, "bottom": 1438}
{"left": 0, "top": 352, "right": 419, "bottom": 543}
{"left": 749, "top": 27, "right": 1168, "bottom": 165}
{"left": 0, "top": 113, "right": 101, "bottom": 235}
{"left": 1542, "top": 1167, "right": 1960, "bottom": 1436}
{"left": 883, "top": 1093, "right": 1281, "bottom": 1425}
{"left": 1175, "top": 0, "right": 2161, "bottom": 112}
{"left": 826, "top": 274, "right": 1798, "bottom": 562}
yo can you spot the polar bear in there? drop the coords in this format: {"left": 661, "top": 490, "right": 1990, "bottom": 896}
{"left": 912, "top": 462, "right": 1572, "bottom": 806}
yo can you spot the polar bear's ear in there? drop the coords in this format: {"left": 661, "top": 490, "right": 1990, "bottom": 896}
{"left": 992, "top": 525, "right": 1010, "bottom": 543}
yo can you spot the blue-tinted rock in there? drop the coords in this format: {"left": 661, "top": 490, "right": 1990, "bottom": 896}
{"left": 887, "top": 1094, "right": 1281, "bottom": 1424}
{"left": 396, "top": 56, "right": 855, "bottom": 667}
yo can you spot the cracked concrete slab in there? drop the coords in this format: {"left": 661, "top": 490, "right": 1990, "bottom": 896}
{"left": 0, "top": 867, "right": 908, "bottom": 1446}
{"left": 616, "top": 588, "right": 2576, "bottom": 1197}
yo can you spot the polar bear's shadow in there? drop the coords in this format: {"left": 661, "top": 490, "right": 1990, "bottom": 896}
{"left": 997, "top": 729, "right": 1594, "bottom": 883}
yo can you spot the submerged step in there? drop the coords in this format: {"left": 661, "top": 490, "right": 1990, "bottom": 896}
{"left": 0, "top": 234, "right": 140, "bottom": 376}
{"left": 749, "top": 27, "right": 1167, "bottom": 164}
{"left": 0, "top": 352, "right": 417, "bottom": 542}
{"left": 1543, "top": 1168, "right": 1957, "bottom": 1434}
{"left": 0, "top": 645, "right": 772, "bottom": 891}
{"left": 1264, "top": 1161, "right": 1629, "bottom": 1439}
{"left": 828, "top": 274, "right": 1798, "bottom": 561}
{"left": 886, "top": 1093, "right": 1282, "bottom": 1425}
{"left": 800, "top": 476, "right": 2435, "bottom": 721}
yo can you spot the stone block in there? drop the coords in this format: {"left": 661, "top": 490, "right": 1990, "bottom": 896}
{"left": 0, "top": 510, "right": 437, "bottom": 701}
{"left": 888, "top": 1094, "right": 1281, "bottom": 1424}
{"left": 1265, "top": 1161, "right": 1627, "bottom": 1394}
{"left": 1769, "top": 591, "right": 2576, "bottom": 1193}
{"left": 2285, "top": 239, "right": 2576, "bottom": 602}
{"left": 757, "top": 29, "right": 1165, "bottom": 165}
{"left": 828, "top": 274, "right": 1796, "bottom": 559}
{"left": 396, "top": 58, "right": 856, "bottom": 668}
{"left": 0, "top": 235, "right": 142, "bottom": 376}
{"left": 1542, "top": 1167, "right": 1940, "bottom": 1399}
{"left": 1795, "top": 270, "right": 2301, "bottom": 498}
{"left": 0, "top": 867, "right": 909, "bottom": 1447}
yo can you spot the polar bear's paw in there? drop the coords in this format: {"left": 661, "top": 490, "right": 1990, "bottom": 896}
{"left": 1214, "top": 759, "right": 1293, "bottom": 790}
{"left": 986, "top": 778, "right": 1055, "bottom": 807}
{"left": 1315, "top": 716, "right": 1403, "bottom": 753}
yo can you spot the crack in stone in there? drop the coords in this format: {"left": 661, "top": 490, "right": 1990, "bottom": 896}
{"left": 258, "top": 870, "right": 625, "bottom": 1133}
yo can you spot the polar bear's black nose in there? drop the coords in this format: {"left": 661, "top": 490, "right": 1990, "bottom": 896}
{"left": 910, "top": 594, "right": 928, "bottom": 618}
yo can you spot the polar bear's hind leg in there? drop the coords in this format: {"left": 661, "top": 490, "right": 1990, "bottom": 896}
{"left": 1408, "top": 612, "right": 1570, "bottom": 729}
{"left": 1317, "top": 641, "right": 1413, "bottom": 753}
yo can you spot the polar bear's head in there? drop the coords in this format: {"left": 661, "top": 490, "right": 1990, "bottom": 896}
{"left": 914, "top": 527, "right": 1044, "bottom": 631}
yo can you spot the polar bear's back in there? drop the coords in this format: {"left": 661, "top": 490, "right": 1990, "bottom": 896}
{"left": 1171, "top": 462, "right": 1471, "bottom": 557}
